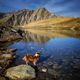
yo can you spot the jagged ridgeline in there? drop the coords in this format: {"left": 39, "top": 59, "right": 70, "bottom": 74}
{"left": 0, "top": 8, "right": 55, "bottom": 26}
{"left": 0, "top": 7, "right": 80, "bottom": 32}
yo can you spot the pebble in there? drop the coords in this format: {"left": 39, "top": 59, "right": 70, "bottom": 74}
{"left": 42, "top": 68, "right": 47, "bottom": 72}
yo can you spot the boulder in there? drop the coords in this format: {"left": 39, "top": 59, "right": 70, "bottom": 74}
{"left": 2, "top": 54, "right": 12, "bottom": 59}
{"left": 6, "top": 65, "right": 36, "bottom": 80}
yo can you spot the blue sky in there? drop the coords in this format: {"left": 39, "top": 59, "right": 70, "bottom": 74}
{"left": 0, "top": 0, "right": 80, "bottom": 17}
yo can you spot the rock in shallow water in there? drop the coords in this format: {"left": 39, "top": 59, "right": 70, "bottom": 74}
{"left": 6, "top": 65, "right": 36, "bottom": 80}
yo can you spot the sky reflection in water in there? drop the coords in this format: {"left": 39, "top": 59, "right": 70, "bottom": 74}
{"left": 8, "top": 37, "right": 80, "bottom": 64}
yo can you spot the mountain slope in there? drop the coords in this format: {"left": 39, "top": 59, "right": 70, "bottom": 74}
{"left": 0, "top": 8, "right": 55, "bottom": 26}
{"left": 23, "top": 17, "right": 80, "bottom": 31}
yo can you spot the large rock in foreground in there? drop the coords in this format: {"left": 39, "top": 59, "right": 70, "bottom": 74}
{"left": 6, "top": 65, "right": 36, "bottom": 80}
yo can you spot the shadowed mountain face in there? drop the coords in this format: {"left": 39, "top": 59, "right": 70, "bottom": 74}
{"left": 0, "top": 13, "right": 6, "bottom": 19}
{"left": 0, "top": 8, "right": 55, "bottom": 26}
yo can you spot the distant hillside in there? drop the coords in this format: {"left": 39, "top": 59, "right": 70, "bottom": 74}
{"left": 24, "top": 17, "right": 80, "bottom": 31}
{"left": 0, "top": 8, "right": 55, "bottom": 26}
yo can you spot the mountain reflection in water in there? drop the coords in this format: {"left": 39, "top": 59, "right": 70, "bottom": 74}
{"left": 24, "top": 31, "right": 50, "bottom": 43}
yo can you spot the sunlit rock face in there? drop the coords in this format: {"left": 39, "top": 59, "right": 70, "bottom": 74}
{"left": 3, "top": 8, "right": 55, "bottom": 26}
{"left": 6, "top": 65, "right": 36, "bottom": 80}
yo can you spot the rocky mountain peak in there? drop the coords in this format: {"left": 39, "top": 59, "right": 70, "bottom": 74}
{"left": 1, "top": 8, "right": 56, "bottom": 26}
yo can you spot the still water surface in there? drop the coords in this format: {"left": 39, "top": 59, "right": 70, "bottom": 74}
{"left": 8, "top": 31, "right": 80, "bottom": 64}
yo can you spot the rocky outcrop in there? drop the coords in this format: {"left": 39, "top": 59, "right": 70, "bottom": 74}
{"left": 0, "top": 48, "right": 16, "bottom": 76}
{"left": 6, "top": 65, "right": 36, "bottom": 80}
{"left": 4, "top": 8, "right": 55, "bottom": 26}
{"left": 0, "top": 25, "right": 23, "bottom": 43}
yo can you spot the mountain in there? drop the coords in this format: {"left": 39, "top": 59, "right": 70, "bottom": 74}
{"left": 0, "top": 8, "right": 80, "bottom": 32}
{"left": 0, "top": 8, "right": 80, "bottom": 39}
{"left": 0, "top": 8, "right": 55, "bottom": 27}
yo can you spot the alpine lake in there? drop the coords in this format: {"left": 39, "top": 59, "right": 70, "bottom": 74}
{"left": 7, "top": 29, "right": 80, "bottom": 80}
